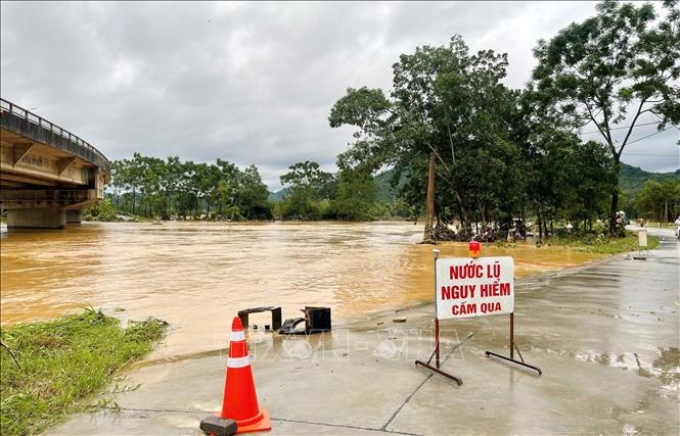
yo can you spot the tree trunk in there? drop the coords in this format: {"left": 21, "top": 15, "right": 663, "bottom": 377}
{"left": 423, "top": 153, "right": 436, "bottom": 242}
{"left": 455, "top": 192, "right": 469, "bottom": 228}
{"left": 132, "top": 186, "right": 136, "bottom": 215}
{"left": 609, "top": 160, "right": 621, "bottom": 234}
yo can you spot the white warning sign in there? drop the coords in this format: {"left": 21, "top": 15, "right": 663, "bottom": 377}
{"left": 435, "top": 257, "right": 514, "bottom": 320}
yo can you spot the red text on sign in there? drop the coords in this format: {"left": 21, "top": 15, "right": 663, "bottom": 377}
{"left": 480, "top": 282, "right": 511, "bottom": 297}
{"left": 451, "top": 303, "right": 477, "bottom": 316}
{"left": 449, "top": 264, "right": 484, "bottom": 280}
{"left": 441, "top": 285, "right": 476, "bottom": 300}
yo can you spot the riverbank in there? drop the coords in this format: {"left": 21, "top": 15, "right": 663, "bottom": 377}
{"left": 0, "top": 310, "right": 167, "bottom": 436}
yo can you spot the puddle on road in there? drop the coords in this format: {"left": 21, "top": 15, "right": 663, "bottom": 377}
{"left": 654, "top": 347, "right": 680, "bottom": 397}
{"left": 575, "top": 347, "right": 680, "bottom": 398}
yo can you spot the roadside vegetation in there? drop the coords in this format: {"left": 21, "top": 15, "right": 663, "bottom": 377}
{"left": 0, "top": 309, "right": 167, "bottom": 436}
{"left": 547, "top": 230, "right": 660, "bottom": 255}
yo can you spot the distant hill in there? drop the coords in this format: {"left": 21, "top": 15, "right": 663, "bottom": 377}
{"left": 374, "top": 168, "right": 406, "bottom": 203}
{"left": 267, "top": 168, "right": 405, "bottom": 204}
{"left": 619, "top": 162, "right": 680, "bottom": 198}
{"left": 267, "top": 163, "right": 679, "bottom": 204}
{"left": 267, "top": 189, "right": 288, "bottom": 203}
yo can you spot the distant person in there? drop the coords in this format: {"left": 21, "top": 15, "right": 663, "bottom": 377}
{"left": 566, "top": 222, "right": 573, "bottom": 234}
{"left": 637, "top": 217, "right": 644, "bottom": 227}
{"left": 675, "top": 215, "right": 680, "bottom": 237}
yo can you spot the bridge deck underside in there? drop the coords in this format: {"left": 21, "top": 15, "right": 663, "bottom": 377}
{"left": 1, "top": 129, "right": 104, "bottom": 210}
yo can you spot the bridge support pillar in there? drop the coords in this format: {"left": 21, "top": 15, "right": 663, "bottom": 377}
{"left": 66, "top": 210, "right": 82, "bottom": 224}
{"left": 7, "top": 209, "right": 66, "bottom": 229}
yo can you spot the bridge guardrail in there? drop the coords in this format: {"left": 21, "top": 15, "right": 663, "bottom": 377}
{"left": 0, "top": 98, "right": 111, "bottom": 174}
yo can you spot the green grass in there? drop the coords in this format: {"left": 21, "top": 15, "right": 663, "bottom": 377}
{"left": 637, "top": 222, "right": 677, "bottom": 229}
{"left": 550, "top": 231, "right": 660, "bottom": 255}
{"left": 0, "top": 308, "right": 167, "bottom": 436}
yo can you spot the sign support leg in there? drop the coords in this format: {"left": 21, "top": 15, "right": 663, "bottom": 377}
{"left": 510, "top": 312, "right": 514, "bottom": 360}
{"left": 415, "top": 316, "right": 462, "bottom": 386}
{"left": 414, "top": 248, "right": 463, "bottom": 386}
{"left": 485, "top": 312, "right": 542, "bottom": 375}
{"left": 435, "top": 318, "right": 440, "bottom": 369}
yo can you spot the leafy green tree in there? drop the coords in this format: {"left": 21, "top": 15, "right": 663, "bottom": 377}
{"left": 234, "top": 165, "right": 272, "bottom": 220}
{"left": 192, "top": 162, "right": 211, "bottom": 217}
{"left": 566, "top": 141, "right": 616, "bottom": 232}
{"left": 531, "top": 0, "right": 680, "bottom": 233}
{"left": 279, "top": 161, "right": 334, "bottom": 220}
{"left": 110, "top": 152, "right": 147, "bottom": 215}
{"left": 214, "top": 158, "right": 239, "bottom": 217}
{"left": 635, "top": 179, "right": 680, "bottom": 222}
{"left": 139, "top": 156, "right": 166, "bottom": 218}
{"left": 83, "top": 197, "right": 119, "bottom": 221}
{"left": 330, "top": 36, "right": 522, "bottom": 231}
{"left": 330, "top": 166, "right": 377, "bottom": 221}
{"left": 519, "top": 126, "right": 575, "bottom": 238}
{"left": 108, "top": 154, "right": 272, "bottom": 220}
{"left": 161, "top": 156, "right": 185, "bottom": 219}
{"left": 280, "top": 161, "right": 335, "bottom": 200}
{"left": 329, "top": 87, "right": 394, "bottom": 172}
{"left": 179, "top": 161, "right": 200, "bottom": 219}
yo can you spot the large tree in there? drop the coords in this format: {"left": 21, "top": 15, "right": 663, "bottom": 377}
{"left": 108, "top": 154, "right": 271, "bottom": 220}
{"left": 531, "top": 0, "right": 680, "bottom": 233}
{"left": 279, "top": 161, "right": 335, "bottom": 220}
{"left": 235, "top": 165, "right": 272, "bottom": 220}
{"left": 635, "top": 178, "right": 680, "bottom": 222}
{"left": 331, "top": 164, "right": 377, "bottom": 221}
{"left": 110, "top": 152, "right": 148, "bottom": 215}
{"left": 329, "top": 36, "right": 521, "bottom": 236}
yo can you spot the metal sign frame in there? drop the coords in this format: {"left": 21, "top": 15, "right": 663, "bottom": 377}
{"left": 415, "top": 249, "right": 542, "bottom": 384}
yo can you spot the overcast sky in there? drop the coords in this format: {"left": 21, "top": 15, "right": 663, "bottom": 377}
{"left": 2, "top": 1, "right": 678, "bottom": 191}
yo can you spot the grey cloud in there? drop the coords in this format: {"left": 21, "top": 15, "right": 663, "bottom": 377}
{"left": 1, "top": 1, "right": 675, "bottom": 192}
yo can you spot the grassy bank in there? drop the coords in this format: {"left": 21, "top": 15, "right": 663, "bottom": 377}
{"left": 0, "top": 309, "right": 167, "bottom": 436}
{"left": 549, "top": 230, "right": 660, "bottom": 255}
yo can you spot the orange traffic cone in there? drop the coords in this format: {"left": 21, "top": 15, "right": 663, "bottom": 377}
{"left": 221, "top": 316, "right": 271, "bottom": 434}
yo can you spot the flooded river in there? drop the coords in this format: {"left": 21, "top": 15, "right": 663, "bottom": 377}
{"left": 0, "top": 221, "right": 604, "bottom": 357}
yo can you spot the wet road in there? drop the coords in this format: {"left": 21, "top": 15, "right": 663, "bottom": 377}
{"left": 517, "top": 227, "right": 679, "bottom": 395}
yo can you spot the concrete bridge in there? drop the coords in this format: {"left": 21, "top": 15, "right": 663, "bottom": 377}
{"left": 0, "top": 98, "right": 111, "bottom": 229}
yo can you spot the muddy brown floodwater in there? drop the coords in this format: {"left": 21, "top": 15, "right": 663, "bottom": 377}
{"left": 0, "top": 221, "right": 604, "bottom": 357}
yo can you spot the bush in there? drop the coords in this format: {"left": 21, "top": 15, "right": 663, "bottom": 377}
{"left": 82, "top": 198, "right": 119, "bottom": 222}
